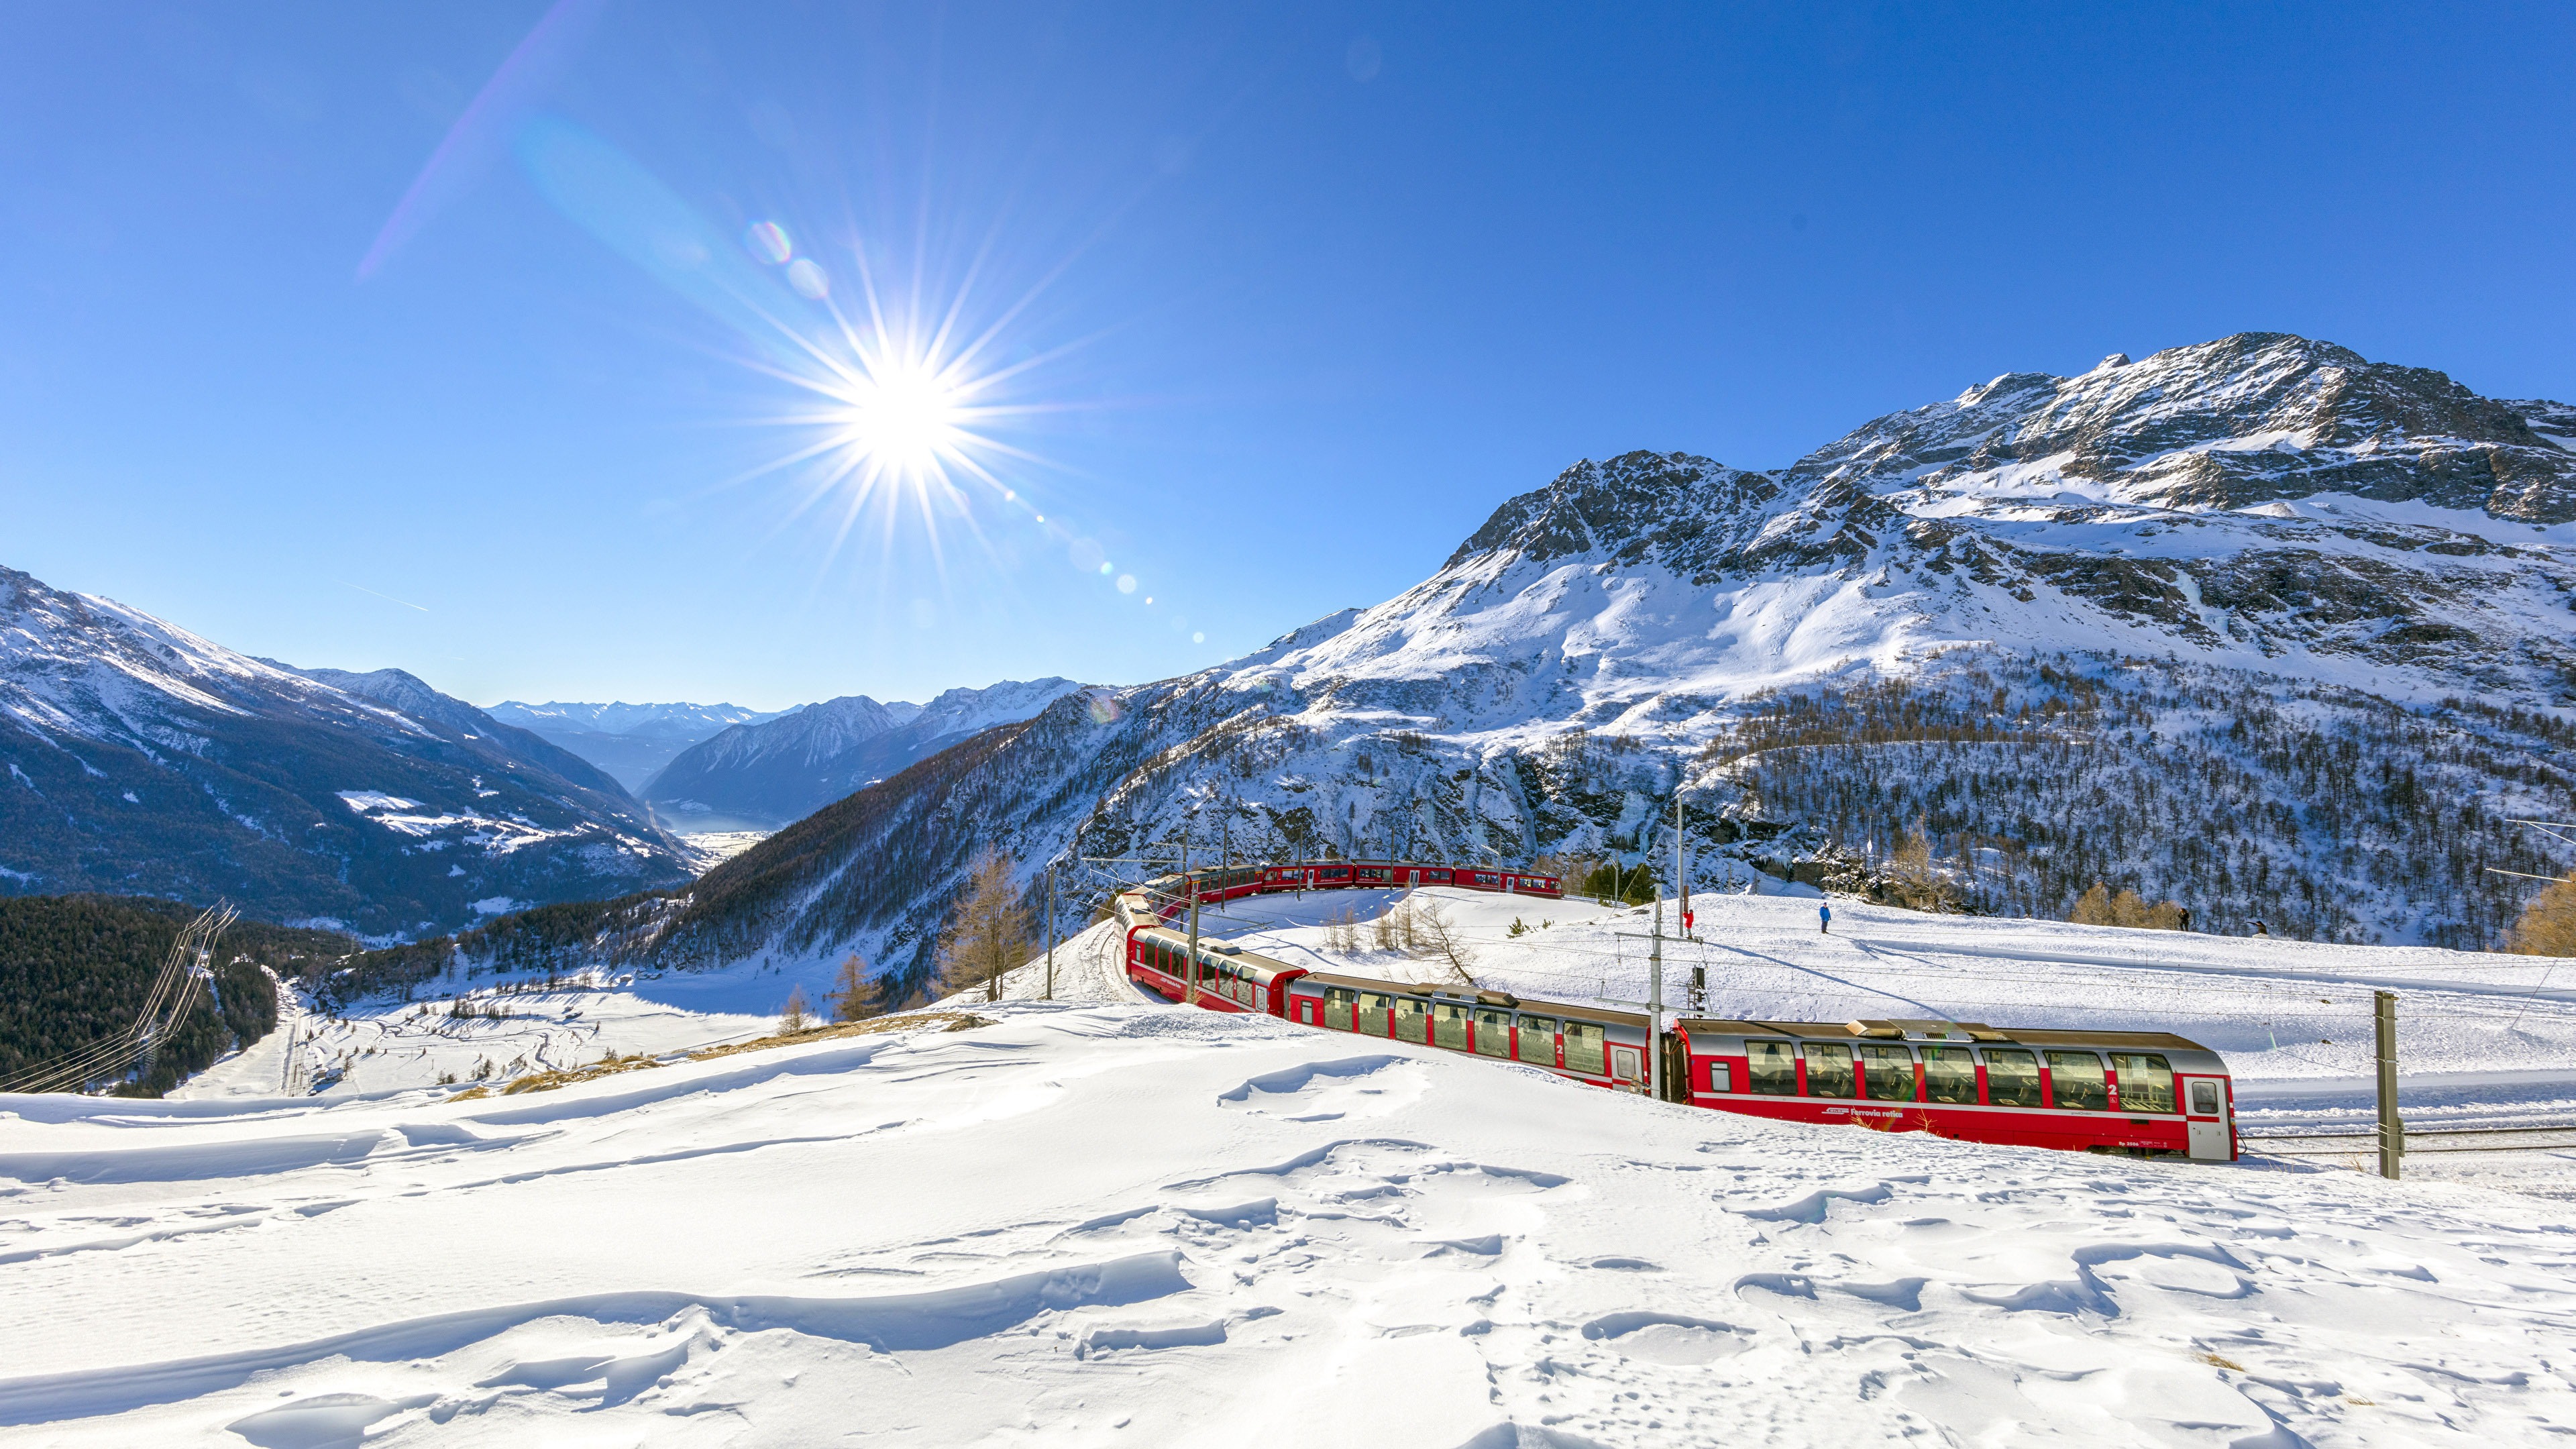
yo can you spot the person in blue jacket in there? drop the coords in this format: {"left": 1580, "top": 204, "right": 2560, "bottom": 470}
{"left": 1819, "top": 901, "right": 1831, "bottom": 934}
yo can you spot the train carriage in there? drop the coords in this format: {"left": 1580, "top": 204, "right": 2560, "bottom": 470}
{"left": 1672, "top": 1016, "right": 2238, "bottom": 1160}
{"left": 1280, "top": 973, "right": 1654, "bottom": 1093}
{"left": 1124, "top": 925, "right": 1303, "bottom": 1016}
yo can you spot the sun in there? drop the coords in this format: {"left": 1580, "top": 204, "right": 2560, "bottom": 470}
{"left": 831, "top": 356, "right": 966, "bottom": 479}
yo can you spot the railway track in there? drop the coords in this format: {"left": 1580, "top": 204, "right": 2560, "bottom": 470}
{"left": 2241, "top": 1122, "right": 2576, "bottom": 1157}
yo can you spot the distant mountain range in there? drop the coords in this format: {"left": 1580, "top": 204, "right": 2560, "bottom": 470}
{"left": 339, "top": 331, "right": 2576, "bottom": 1000}
{"left": 484, "top": 700, "right": 798, "bottom": 794}
{"left": 0, "top": 567, "right": 695, "bottom": 941}
{"left": 640, "top": 679, "right": 1085, "bottom": 830}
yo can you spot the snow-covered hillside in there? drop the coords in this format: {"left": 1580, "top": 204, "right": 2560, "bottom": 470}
{"left": 8, "top": 904, "right": 2575, "bottom": 1444}
{"left": 0, "top": 566, "right": 692, "bottom": 938}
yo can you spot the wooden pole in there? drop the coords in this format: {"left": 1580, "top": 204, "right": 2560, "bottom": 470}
{"left": 2375, "top": 989, "right": 2402, "bottom": 1180}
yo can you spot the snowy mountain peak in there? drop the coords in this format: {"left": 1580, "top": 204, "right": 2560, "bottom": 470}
{"left": 1805, "top": 331, "right": 2576, "bottom": 521}
{"left": 486, "top": 700, "right": 796, "bottom": 739}
{"left": 1442, "top": 452, "right": 1783, "bottom": 573}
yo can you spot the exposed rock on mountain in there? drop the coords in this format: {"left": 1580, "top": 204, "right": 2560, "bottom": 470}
{"left": 0, "top": 568, "right": 694, "bottom": 939}
{"left": 341, "top": 333, "right": 2576, "bottom": 994}
{"left": 484, "top": 700, "right": 796, "bottom": 793}
{"left": 642, "top": 679, "right": 1084, "bottom": 830}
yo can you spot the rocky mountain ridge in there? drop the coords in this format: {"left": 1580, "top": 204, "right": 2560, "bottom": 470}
{"left": 485, "top": 700, "right": 799, "bottom": 792}
{"left": 641, "top": 678, "right": 1085, "bottom": 829}
{"left": 0, "top": 568, "right": 694, "bottom": 939}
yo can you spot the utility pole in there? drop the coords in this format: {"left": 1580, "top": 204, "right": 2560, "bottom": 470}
{"left": 1044, "top": 863, "right": 1057, "bottom": 1002}
{"left": 1607, "top": 906, "right": 1668, "bottom": 1102}
{"left": 1649, "top": 897, "right": 1664, "bottom": 1102}
{"left": 1185, "top": 873, "right": 1203, "bottom": 1008}
{"left": 2375, "top": 989, "right": 2402, "bottom": 1181}
{"left": 1676, "top": 791, "right": 1690, "bottom": 937}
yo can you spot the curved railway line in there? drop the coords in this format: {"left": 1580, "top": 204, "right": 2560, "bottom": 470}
{"left": 1107, "top": 860, "right": 2247, "bottom": 1162}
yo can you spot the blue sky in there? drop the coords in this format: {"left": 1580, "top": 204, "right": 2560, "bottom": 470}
{"left": 3, "top": 3, "right": 2571, "bottom": 711}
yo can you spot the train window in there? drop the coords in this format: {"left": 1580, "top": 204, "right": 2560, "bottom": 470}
{"left": 1393, "top": 998, "right": 1430, "bottom": 1044}
{"left": 1981, "top": 1049, "right": 2042, "bottom": 1107}
{"left": 1746, "top": 1040, "right": 1796, "bottom": 1095}
{"left": 1432, "top": 1002, "right": 1470, "bottom": 1050}
{"left": 2044, "top": 1051, "right": 2108, "bottom": 1111}
{"left": 2190, "top": 1080, "right": 2221, "bottom": 1117}
{"left": 1472, "top": 1008, "right": 1512, "bottom": 1057}
{"left": 1921, "top": 1045, "right": 1978, "bottom": 1104}
{"left": 1856, "top": 1043, "right": 1917, "bottom": 1102}
{"left": 1357, "top": 992, "right": 1391, "bottom": 1038}
{"left": 1514, "top": 1016, "right": 1556, "bottom": 1065}
{"left": 2109, "top": 1053, "right": 2175, "bottom": 1113}
{"left": 1563, "top": 1020, "right": 1607, "bottom": 1075}
{"left": 1323, "top": 987, "right": 1356, "bottom": 1031}
{"left": 1803, "top": 1042, "right": 1858, "bottom": 1098}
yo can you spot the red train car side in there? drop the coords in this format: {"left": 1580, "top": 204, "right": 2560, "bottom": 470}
{"left": 1673, "top": 1018, "right": 2237, "bottom": 1161}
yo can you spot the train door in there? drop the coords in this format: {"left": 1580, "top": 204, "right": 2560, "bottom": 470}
{"left": 2182, "top": 1076, "right": 2233, "bottom": 1161}
{"left": 1609, "top": 1044, "right": 1644, "bottom": 1091}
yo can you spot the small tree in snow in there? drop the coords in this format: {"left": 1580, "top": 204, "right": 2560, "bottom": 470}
{"left": 2070, "top": 880, "right": 2190, "bottom": 931}
{"left": 1371, "top": 903, "right": 1401, "bottom": 952}
{"left": 938, "top": 849, "right": 1036, "bottom": 1002}
{"left": 827, "top": 954, "right": 883, "bottom": 1022}
{"left": 2505, "top": 877, "right": 2576, "bottom": 956}
{"left": 780, "top": 985, "right": 811, "bottom": 1034}
{"left": 1324, "top": 908, "right": 1359, "bottom": 955}
{"left": 1409, "top": 896, "right": 1477, "bottom": 985}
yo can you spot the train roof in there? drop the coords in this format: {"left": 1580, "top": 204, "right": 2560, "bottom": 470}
{"left": 1674, "top": 1017, "right": 2212, "bottom": 1052}
{"left": 1291, "top": 971, "right": 1647, "bottom": 1027}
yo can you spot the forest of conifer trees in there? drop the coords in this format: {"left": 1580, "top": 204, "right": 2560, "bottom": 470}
{"left": 1715, "top": 658, "right": 2573, "bottom": 948}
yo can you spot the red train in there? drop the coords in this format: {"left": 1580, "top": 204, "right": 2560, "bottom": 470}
{"left": 1132, "top": 859, "right": 1562, "bottom": 925}
{"left": 1118, "top": 868, "right": 2239, "bottom": 1161}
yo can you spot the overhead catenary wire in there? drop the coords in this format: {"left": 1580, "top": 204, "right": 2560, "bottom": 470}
{"left": 1, "top": 903, "right": 239, "bottom": 1094}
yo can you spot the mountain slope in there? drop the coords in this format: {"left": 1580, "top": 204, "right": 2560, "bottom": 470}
{"left": 0, "top": 568, "right": 695, "bottom": 939}
{"left": 354, "top": 332, "right": 2576, "bottom": 992}
{"left": 484, "top": 700, "right": 797, "bottom": 792}
{"left": 642, "top": 678, "right": 1084, "bottom": 829}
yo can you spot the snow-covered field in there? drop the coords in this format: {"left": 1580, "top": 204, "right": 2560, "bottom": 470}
{"left": 676, "top": 831, "right": 771, "bottom": 871}
{"left": 6, "top": 888, "right": 2576, "bottom": 1444}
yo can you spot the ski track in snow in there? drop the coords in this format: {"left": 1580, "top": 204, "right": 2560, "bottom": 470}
{"left": 7, "top": 890, "right": 2575, "bottom": 1443}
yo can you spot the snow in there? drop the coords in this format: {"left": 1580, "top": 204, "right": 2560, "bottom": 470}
{"left": 335, "top": 790, "right": 588, "bottom": 855}
{"left": 676, "top": 830, "right": 772, "bottom": 869}
{"left": 336, "top": 790, "right": 423, "bottom": 813}
{"left": 7, "top": 972, "right": 2576, "bottom": 1444}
